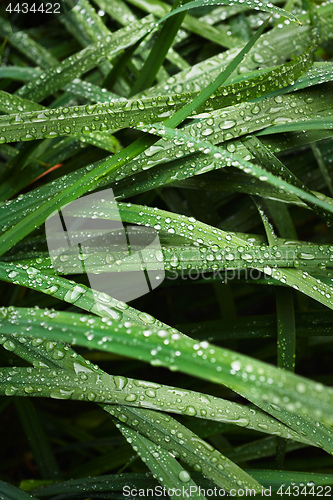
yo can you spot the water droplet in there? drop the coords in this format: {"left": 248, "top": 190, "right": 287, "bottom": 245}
{"left": 138, "top": 312, "right": 156, "bottom": 324}
{"left": 298, "top": 252, "right": 315, "bottom": 260}
{"left": 81, "top": 126, "right": 91, "bottom": 134}
{"left": 125, "top": 394, "right": 137, "bottom": 402}
{"left": 5, "top": 386, "right": 18, "bottom": 396}
{"left": 231, "top": 360, "right": 241, "bottom": 372}
{"left": 50, "top": 389, "right": 74, "bottom": 400}
{"left": 219, "top": 120, "right": 236, "bottom": 130}
{"left": 178, "top": 471, "right": 191, "bottom": 483}
{"left": 3, "top": 340, "right": 16, "bottom": 351}
{"left": 145, "top": 389, "right": 156, "bottom": 398}
{"left": 114, "top": 376, "right": 128, "bottom": 391}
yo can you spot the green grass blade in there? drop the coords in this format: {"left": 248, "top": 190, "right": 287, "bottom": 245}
{"left": 156, "top": 0, "right": 300, "bottom": 25}
{"left": 8, "top": 240, "right": 333, "bottom": 274}
{"left": 0, "top": 17, "right": 270, "bottom": 257}
{"left": 276, "top": 289, "right": 296, "bottom": 374}
{"left": 256, "top": 116, "right": 333, "bottom": 135}
{"left": 126, "top": 0, "right": 242, "bottom": 48}
{"left": 162, "top": 14, "right": 271, "bottom": 129}
{"left": 14, "top": 398, "right": 61, "bottom": 480}
{"left": 109, "top": 420, "right": 207, "bottom": 499}
{"left": 0, "top": 297, "right": 332, "bottom": 446}
{"left": 129, "top": 0, "right": 190, "bottom": 96}
{"left": 250, "top": 470, "right": 333, "bottom": 491}
{"left": 0, "top": 17, "right": 57, "bottom": 69}
{"left": 104, "top": 405, "right": 264, "bottom": 493}
{"left": 0, "top": 319, "right": 267, "bottom": 492}
{"left": 0, "top": 0, "right": 332, "bottom": 492}
{"left": 0, "top": 481, "right": 39, "bottom": 500}
{"left": 135, "top": 122, "right": 333, "bottom": 218}
{"left": 0, "top": 359, "right": 312, "bottom": 444}
{"left": 0, "top": 328, "right": 266, "bottom": 493}
{"left": 16, "top": 16, "right": 155, "bottom": 102}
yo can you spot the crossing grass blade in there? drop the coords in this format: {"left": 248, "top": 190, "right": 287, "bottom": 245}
{"left": 14, "top": 398, "right": 61, "bottom": 480}
{"left": 0, "top": 42, "right": 315, "bottom": 146}
{"left": 0, "top": 313, "right": 266, "bottom": 493}
{"left": 109, "top": 421, "right": 207, "bottom": 500}
{"left": 16, "top": 15, "right": 156, "bottom": 102}
{"left": 0, "top": 481, "right": 39, "bottom": 500}
{"left": 129, "top": 0, "right": 190, "bottom": 96}
{"left": 154, "top": 0, "right": 301, "bottom": 25}
{"left": 0, "top": 16, "right": 270, "bottom": 257}
{"left": 0, "top": 297, "right": 333, "bottom": 450}
{"left": 126, "top": 0, "right": 243, "bottom": 48}
{"left": 0, "top": 360, "right": 314, "bottom": 444}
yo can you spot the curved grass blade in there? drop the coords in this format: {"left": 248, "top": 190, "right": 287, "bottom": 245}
{"left": 0, "top": 39, "right": 316, "bottom": 145}
{"left": 0, "top": 0, "right": 332, "bottom": 492}
{"left": 145, "top": 2, "right": 333, "bottom": 101}
{"left": 126, "top": 0, "right": 242, "bottom": 48}
{"left": 0, "top": 17, "right": 271, "bottom": 257}
{"left": 156, "top": 0, "right": 301, "bottom": 25}
{"left": 0, "top": 290, "right": 332, "bottom": 448}
{"left": 16, "top": 15, "right": 155, "bottom": 102}
{"left": 107, "top": 85, "right": 331, "bottom": 188}
{"left": 0, "top": 481, "right": 39, "bottom": 500}
{"left": 0, "top": 318, "right": 266, "bottom": 493}
{"left": 0, "top": 91, "right": 121, "bottom": 191}
{"left": 242, "top": 135, "right": 333, "bottom": 226}
{"left": 135, "top": 122, "right": 333, "bottom": 217}
{"left": 0, "top": 331, "right": 265, "bottom": 493}
{"left": 110, "top": 421, "right": 207, "bottom": 500}
{"left": 0, "top": 359, "right": 313, "bottom": 444}
{"left": 110, "top": 135, "right": 328, "bottom": 206}
{"left": 2, "top": 193, "right": 333, "bottom": 311}
{"left": 104, "top": 405, "right": 264, "bottom": 494}
{"left": 8, "top": 241, "right": 333, "bottom": 274}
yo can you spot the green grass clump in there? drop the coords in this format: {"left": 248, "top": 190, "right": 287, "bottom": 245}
{"left": 0, "top": 0, "right": 333, "bottom": 498}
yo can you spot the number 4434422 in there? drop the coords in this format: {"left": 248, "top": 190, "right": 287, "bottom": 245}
{"left": 277, "top": 485, "right": 331, "bottom": 496}
{"left": 5, "top": 3, "right": 61, "bottom": 14}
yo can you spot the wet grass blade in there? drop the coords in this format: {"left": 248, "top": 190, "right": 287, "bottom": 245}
{"left": 129, "top": 0, "right": 189, "bottom": 96}
{"left": 16, "top": 16, "right": 155, "bottom": 102}
{"left": 155, "top": 0, "right": 300, "bottom": 25}
{"left": 109, "top": 420, "right": 207, "bottom": 499}
{"left": 0, "top": 17, "right": 270, "bottom": 257}
{"left": 0, "top": 299, "right": 332, "bottom": 449}
{"left": 0, "top": 0, "right": 333, "bottom": 492}
{"left": 0, "top": 360, "right": 312, "bottom": 444}
{"left": 0, "top": 481, "right": 39, "bottom": 500}
{"left": 14, "top": 398, "right": 61, "bottom": 480}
